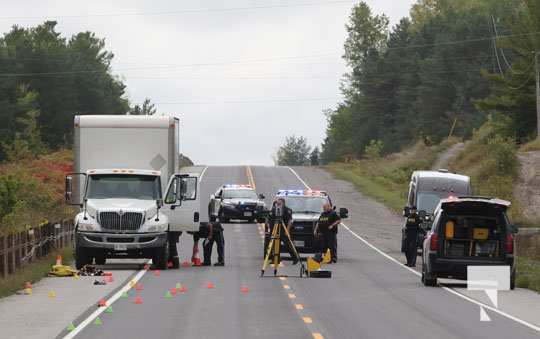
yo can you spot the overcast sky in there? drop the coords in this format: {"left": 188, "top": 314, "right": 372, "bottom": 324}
{"left": 0, "top": 0, "right": 415, "bottom": 165}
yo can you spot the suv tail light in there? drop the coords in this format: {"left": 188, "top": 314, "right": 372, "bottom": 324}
{"left": 430, "top": 233, "right": 438, "bottom": 251}
{"left": 506, "top": 234, "right": 514, "bottom": 254}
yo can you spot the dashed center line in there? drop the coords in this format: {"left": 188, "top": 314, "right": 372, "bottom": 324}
{"left": 288, "top": 293, "right": 296, "bottom": 299}
{"left": 295, "top": 304, "right": 304, "bottom": 310}
{"left": 282, "top": 284, "right": 291, "bottom": 290}
{"left": 303, "top": 317, "right": 313, "bottom": 324}
{"left": 312, "top": 333, "right": 324, "bottom": 339}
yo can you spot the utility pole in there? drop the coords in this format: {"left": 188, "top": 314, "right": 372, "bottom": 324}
{"left": 536, "top": 51, "right": 540, "bottom": 137}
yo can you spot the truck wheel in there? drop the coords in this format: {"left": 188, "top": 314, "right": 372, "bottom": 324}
{"left": 94, "top": 255, "right": 106, "bottom": 265}
{"left": 422, "top": 263, "right": 437, "bottom": 287}
{"left": 75, "top": 245, "right": 92, "bottom": 270}
{"left": 153, "top": 244, "right": 169, "bottom": 270}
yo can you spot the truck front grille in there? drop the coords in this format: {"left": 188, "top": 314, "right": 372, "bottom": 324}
{"left": 98, "top": 211, "right": 143, "bottom": 231}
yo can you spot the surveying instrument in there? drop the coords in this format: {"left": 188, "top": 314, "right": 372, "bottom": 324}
{"left": 260, "top": 203, "right": 307, "bottom": 277}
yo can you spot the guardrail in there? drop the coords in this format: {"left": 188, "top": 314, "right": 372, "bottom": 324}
{"left": 0, "top": 221, "right": 74, "bottom": 278}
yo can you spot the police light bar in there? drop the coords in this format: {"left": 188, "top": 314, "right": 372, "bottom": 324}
{"left": 276, "top": 189, "right": 328, "bottom": 197}
{"left": 223, "top": 184, "right": 252, "bottom": 189}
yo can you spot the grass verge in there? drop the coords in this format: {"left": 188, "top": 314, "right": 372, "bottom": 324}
{"left": 0, "top": 246, "right": 73, "bottom": 298}
{"left": 326, "top": 139, "right": 457, "bottom": 214}
{"left": 516, "top": 257, "right": 540, "bottom": 292}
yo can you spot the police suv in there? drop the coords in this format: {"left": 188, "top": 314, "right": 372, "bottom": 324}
{"left": 265, "top": 190, "right": 348, "bottom": 254}
{"left": 208, "top": 184, "right": 266, "bottom": 223}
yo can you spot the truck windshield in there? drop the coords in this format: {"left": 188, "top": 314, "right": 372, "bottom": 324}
{"left": 284, "top": 197, "right": 328, "bottom": 213}
{"left": 418, "top": 192, "right": 456, "bottom": 214}
{"left": 86, "top": 174, "right": 160, "bottom": 200}
{"left": 223, "top": 189, "right": 258, "bottom": 199}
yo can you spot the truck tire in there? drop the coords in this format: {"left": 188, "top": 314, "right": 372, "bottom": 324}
{"left": 153, "top": 244, "right": 169, "bottom": 270}
{"left": 75, "top": 245, "right": 92, "bottom": 270}
{"left": 94, "top": 255, "right": 106, "bottom": 265}
{"left": 421, "top": 263, "right": 437, "bottom": 287}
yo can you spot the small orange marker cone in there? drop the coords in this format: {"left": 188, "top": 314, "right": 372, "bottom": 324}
{"left": 241, "top": 287, "right": 249, "bottom": 294}
{"left": 180, "top": 286, "right": 188, "bottom": 293}
{"left": 154, "top": 270, "right": 161, "bottom": 277}
{"left": 103, "top": 272, "right": 112, "bottom": 276}
{"left": 170, "top": 287, "right": 177, "bottom": 295}
{"left": 207, "top": 282, "right": 214, "bottom": 289}
{"left": 134, "top": 295, "right": 143, "bottom": 304}
{"left": 135, "top": 283, "right": 143, "bottom": 291}
{"left": 181, "top": 261, "right": 190, "bottom": 267}
{"left": 193, "top": 258, "right": 202, "bottom": 266}
{"left": 56, "top": 255, "right": 62, "bottom": 266}
{"left": 98, "top": 298, "right": 107, "bottom": 307}
{"left": 104, "top": 276, "right": 113, "bottom": 283}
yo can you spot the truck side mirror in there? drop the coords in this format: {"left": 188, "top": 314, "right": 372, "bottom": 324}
{"left": 156, "top": 198, "right": 163, "bottom": 209}
{"left": 65, "top": 175, "right": 73, "bottom": 202}
{"left": 178, "top": 176, "right": 197, "bottom": 201}
{"left": 339, "top": 207, "right": 349, "bottom": 219}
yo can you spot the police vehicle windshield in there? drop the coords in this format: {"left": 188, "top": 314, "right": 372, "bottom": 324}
{"left": 223, "top": 189, "right": 258, "bottom": 199}
{"left": 284, "top": 196, "right": 328, "bottom": 213}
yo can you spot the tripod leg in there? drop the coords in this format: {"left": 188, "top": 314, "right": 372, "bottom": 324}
{"left": 261, "top": 224, "right": 278, "bottom": 276}
{"left": 282, "top": 224, "right": 307, "bottom": 277}
{"left": 273, "top": 223, "right": 281, "bottom": 276}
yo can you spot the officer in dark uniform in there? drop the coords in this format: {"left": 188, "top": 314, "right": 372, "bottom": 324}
{"left": 315, "top": 202, "right": 341, "bottom": 263}
{"left": 404, "top": 206, "right": 421, "bottom": 267}
{"left": 266, "top": 198, "right": 299, "bottom": 265}
{"left": 202, "top": 221, "right": 225, "bottom": 266}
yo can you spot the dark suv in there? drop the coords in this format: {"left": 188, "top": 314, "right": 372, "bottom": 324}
{"left": 208, "top": 184, "right": 266, "bottom": 223}
{"left": 421, "top": 197, "right": 517, "bottom": 288}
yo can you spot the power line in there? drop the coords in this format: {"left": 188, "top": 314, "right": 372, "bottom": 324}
{"left": 0, "top": 1, "right": 355, "bottom": 20}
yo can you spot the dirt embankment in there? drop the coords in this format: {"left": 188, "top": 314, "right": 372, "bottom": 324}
{"left": 431, "top": 142, "right": 465, "bottom": 170}
{"left": 514, "top": 151, "right": 540, "bottom": 223}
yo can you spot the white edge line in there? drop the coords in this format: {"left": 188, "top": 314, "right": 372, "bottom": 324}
{"left": 63, "top": 260, "right": 151, "bottom": 339}
{"left": 286, "top": 166, "right": 540, "bottom": 333}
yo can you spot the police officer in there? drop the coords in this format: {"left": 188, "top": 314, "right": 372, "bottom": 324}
{"left": 203, "top": 221, "right": 225, "bottom": 266}
{"left": 315, "top": 202, "right": 341, "bottom": 263}
{"left": 266, "top": 198, "right": 299, "bottom": 265}
{"left": 404, "top": 206, "right": 421, "bottom": 267}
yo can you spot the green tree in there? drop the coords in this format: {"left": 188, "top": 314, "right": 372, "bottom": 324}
{"left": 129, "top": 98, "right": 157, "bottom": 115}
{"left": 275, "top": 136, "right": 311, "bottom": 166}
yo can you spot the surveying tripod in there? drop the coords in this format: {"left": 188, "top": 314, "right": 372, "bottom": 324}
{"left": 260, "top": 207, "right": 307, "bottom": 277}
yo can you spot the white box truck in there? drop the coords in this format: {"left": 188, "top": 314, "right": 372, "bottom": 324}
{"left": 65, "top": 115, "right": 201, "bottom": 269}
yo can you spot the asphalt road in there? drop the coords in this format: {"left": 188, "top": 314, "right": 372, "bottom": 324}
{"left": 69, "top": 166, "right": 539, "bottom": 339}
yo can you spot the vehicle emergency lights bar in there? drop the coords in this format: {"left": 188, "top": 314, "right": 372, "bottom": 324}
{"left": 223, "top": 184, "right": 252, "bottom": 189}
{"left": 276, "top": 190, "right": 327, "bottom": 197}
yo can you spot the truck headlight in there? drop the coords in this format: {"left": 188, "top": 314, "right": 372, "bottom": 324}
{"left": 78, "top": 221, "right": 99, "bottom": 231}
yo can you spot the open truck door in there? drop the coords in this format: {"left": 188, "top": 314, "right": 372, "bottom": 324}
{"left": 163, "top": 174, "right": 200, "bottom": 232}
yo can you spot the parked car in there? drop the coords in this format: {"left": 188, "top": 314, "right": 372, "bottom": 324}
{"left": 208, "top": 184, "right": 266, "bottom": 223}
{"left": 421, "top": 196, "right": 517, "bottom": 289}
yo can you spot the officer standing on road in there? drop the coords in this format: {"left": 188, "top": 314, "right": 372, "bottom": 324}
{"left": 203, "top": 221, "right": 225, "bottom": 266}
{"left": 315, "top": 202, "right": 341, "bottom": 263}
{"left": 266, "top": 198, "right": 299, "bottom": 265}
{"left": 404, "top": 206, "right": 421, "bottom": 267}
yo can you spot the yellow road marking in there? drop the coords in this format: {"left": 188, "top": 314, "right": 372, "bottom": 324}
{"left": 312, "top": 333, "right": 324, "bottom": 339}
{"left": 303, "top": 317, "right": 313, "bottom": 324}
{"left": 283, "top": 284, "right": 290, "bottom": 290}
{"left": 288, "top": 293, "right": 296, "bottom": 299}
{"left": 279, "top": 277, "right": 286, "bottom": 281}
{"left": 245, "top": 166, "right": 256, "bottom": 189}
{"left": 295, "top": 304, "right": 304, "bottom": 310}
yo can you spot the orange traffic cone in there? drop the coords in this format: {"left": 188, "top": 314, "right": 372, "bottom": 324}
{"left": 154, "top": 270, "right": 161, "bottom": 277}
{"left": 241, "top": 286, "right": 249, "bottom": 294}
{"left": 207, "top": 282, "right": 214, "bottom": 289}
{"left": 134, "top": 295, "right": 143, "bottom": 304}
{"left": 180, "top": 286, "right": 188, "bottom": 293}
{"left": 169, "top": 287, "right": 177, "bottom": 296}
{"left": 98, "top": 298, "right": 107, "bottom": 307}
{"left": 56, "top": 255, "right": 62, "bottom": 266}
